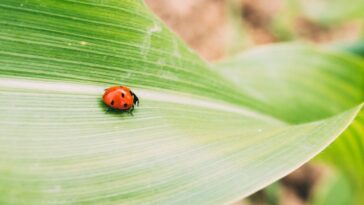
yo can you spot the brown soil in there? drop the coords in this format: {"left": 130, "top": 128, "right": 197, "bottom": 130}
{"left": 145, "top": 0, "right": 229, "bottom": 61}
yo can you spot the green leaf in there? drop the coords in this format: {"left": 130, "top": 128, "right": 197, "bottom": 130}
{"left": 214, "top": 44, "right": 364, "bottom": 204}
{"left": 320, "top": 42, "right": 364, "bottom": 203}
{"left": 337, "top": 40, "right": 364, "bottom": 58}
{"left": 0, "top": 1, "right": 363, "bottom": 205}
{"left": 289, "top": 0, "right": 364, "bottom": 23}
{"left": 315, "top": 109, "right": 364, "bottom": 204}
{"left": 310, "top": 170, "right": 354, "bottom": 205}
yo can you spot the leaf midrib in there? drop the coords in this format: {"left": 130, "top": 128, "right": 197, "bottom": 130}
{"left": 0, "top": 78, "right": 286, "bottom": 124}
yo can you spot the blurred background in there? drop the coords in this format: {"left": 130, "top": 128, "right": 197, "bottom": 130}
{"left": 144, "top": 0, "right": 364, "bottom": 204}
{"left": 145, "top": 0, "right": 363, "bottom": 61}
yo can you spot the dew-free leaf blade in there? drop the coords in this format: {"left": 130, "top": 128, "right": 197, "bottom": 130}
{"left": 0, "top": 79, "right": 362, "bottom": 204}
{"left": 214, "top": 44, "right": 364, "bottom": 204}
{"left": 1, "top": 1, "right": 363, "bottom": 205}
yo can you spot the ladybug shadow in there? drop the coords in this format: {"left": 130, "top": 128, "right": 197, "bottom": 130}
{"left": 98, "top": 99, "right": 137, "bottom": 116}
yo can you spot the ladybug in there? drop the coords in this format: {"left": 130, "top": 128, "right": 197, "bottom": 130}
{"left": 102, "top": 86, "right": 139, "bottom": 113}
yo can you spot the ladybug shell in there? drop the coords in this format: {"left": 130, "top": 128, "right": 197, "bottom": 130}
{"left": 103, "top": 86, "right": 135, "bottom": 110}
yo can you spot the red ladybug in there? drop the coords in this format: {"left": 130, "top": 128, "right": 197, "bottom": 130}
{"left": 103, "top": 86, "right": 139, "bottom": 112}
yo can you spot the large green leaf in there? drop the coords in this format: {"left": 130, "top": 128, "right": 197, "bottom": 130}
{"left": 0, "top": 1, "right": 363, "bottom": 205}
{"left": 214, "top": 44, "right": 364, "bottom": 204}
{"left": 314, "top": 96, "right": 364, "bottom": 205}
{"left": 310, "top": 171, "right": 354, "bottom": 205}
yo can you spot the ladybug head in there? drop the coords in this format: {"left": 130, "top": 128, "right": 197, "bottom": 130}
{"left": 131, "top": 91, "right": 139, "bottom": 106}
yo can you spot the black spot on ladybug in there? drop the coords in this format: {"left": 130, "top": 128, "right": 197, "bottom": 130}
{"left": 130, "top": 91, "right": 133, "bottom": 95}
{"left": 123, "top": 103, "right": 128, "bottom": 107}
{"left": 121, "top": 93, "right": 125, "bottom": 98}
{"left": 111, "top": 100, "right": 114, "bottom": 105}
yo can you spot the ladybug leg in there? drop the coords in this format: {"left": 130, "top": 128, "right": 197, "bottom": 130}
{"left": 128, "top": 105, "right": 134, "bottom": 116}
{"left": 105, "top": 107, "right": 111, "bottom": 113}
